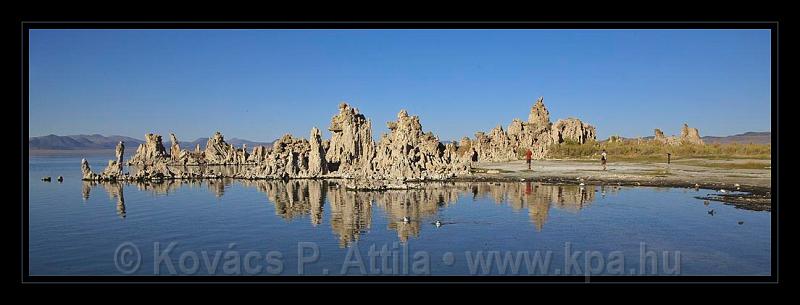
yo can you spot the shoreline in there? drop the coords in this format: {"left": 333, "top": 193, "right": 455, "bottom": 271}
{"left": 76, "top": 173, "right": 771, "bottom": 211}
{"left": 73, "top": 157, "right": 772, "bottom": 210}
{"left": 76, "top": 158, "right": 772, "bottom": 193}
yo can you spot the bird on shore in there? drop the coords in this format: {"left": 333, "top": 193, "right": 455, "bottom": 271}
{"left": 402, "top": 216, "right": 410, "bottom": 223}
{"left": 708, "top": 210, "right": 715, "bottom": 215}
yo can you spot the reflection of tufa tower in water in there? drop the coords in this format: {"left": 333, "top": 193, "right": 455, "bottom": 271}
{"left": 81, "top": 180, "right": 599, "bottom": 239}
{"left": 328, "top": 187, "right": 373, "bottom": 248}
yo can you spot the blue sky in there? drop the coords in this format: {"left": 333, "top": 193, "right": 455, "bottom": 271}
{"left": 29, "top": 29, "right": 771, "bottom": 142}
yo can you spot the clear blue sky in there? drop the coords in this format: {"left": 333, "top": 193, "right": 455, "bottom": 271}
{"left": 29, "top": 29, "right": 771, "bottom": 142}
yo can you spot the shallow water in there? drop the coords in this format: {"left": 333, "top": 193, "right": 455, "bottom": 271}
{"left": 28, "top": 154, "right": 771, "bottom": 276}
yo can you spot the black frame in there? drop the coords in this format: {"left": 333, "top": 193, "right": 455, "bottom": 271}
{"left": 16, "top": 19, "right": 781, "bottom": 285}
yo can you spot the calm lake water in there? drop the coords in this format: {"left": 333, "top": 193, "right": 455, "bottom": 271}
{"left": 28, "top": 154, "right": 771, "bottom": 276}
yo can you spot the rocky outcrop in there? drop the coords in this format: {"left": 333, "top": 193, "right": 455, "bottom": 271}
{"left": 325, "top": 103, "right": 375, "bottom": 175}
{"left": 203, "top": 131, "right": 239, "bottom": 164}
{"left": 128, "top": 133, "right": 168, "bottom": 165}
{"left": 466, "top": 97, "right": 596, "bottom": 162}
{"left": 680, "top": 123, "right": 704, "bottom": 145}
{"left": 527, "top": 96, "right": 551, "bottom": 128}
{"left": 101, "top": 160, "right": 123, "bottom": 178}
{"left": 238, "top": 133, "right": 314, "bottom": 179}
{"left": 371, "top": 110, "right": 470, "bottom": 180}
{"left": 307, "top": 127, "right": 328, "bottom": 177}
{"left": 551, "top": 118, "right": 596, "bottom": 145}
{"left": 82, "top": 96, "right": 596, "bottom": 183}
{"left": 115, "top": 141, "right": 125, "bottom": 165}
{"left": 472, "top": 126, "right": 517, "bottom": 162}
{"left": 654, "top": 128, "right": 667, "bottom": 143}
{"left": 654, "top": 124, "right": 705, "bottom": 145}
{"left": 607, "top": 135, "right": 624, "bottom": 143}
{"left": 169, "top": 133, "right": 183, "bottom": 162}
{"left": 81, "top": 158, "right": 98, "bottom": 180}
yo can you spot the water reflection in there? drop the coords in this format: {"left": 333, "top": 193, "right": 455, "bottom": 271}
{"left": 82, "top": 179, "right": 608, "bottom": 246}
{"left": 82, "top": 181, "right": 127, "bottom": 219}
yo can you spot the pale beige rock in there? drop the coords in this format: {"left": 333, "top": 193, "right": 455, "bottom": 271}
{"left": 169, "top": 133, "right": 182, "bottom": 162}
{"left": 371, "top": 109, "right": 470, "bottom": 180}
{"left": 204, "top": 131, "right": 236, "bottom": 164}
{"left": 81, "top": 158, "right": 98, "bottom": 180}
{"left": 466, "top": 96, "right": 595, "bottom": 162}
{"left": 681, "top": 123, "right": 704, "bottom": 145}
{"left": 551, "top": 118, "right": 596, "bottom": 145}
{"left": 325, "top": 103, "right": 375, "bottom": 176}
{"left": 527, "top": 96, "right": 551, "bottom": 128}
{"left": 129, "top": 133, "right": 168, "bottom": 165}
{"left": 654, "top": 128, "right": 667, "bottom": 143}
{"left": 654, "top": 124, "right": 705, "bottom": 146}
{"left": 101, "top": 160, "right": 123, "bottom": 178}
{"left": 115, "top": 141, "right": 125, "bottom": 165}
{"left": 83, "top": 97, "right": 597, "bottom": 183}
{"left": 242, "top": 134, "right": 313, "bottom": 179}
{"left": 308, "top": 127, "right": 328, "bottom": 177}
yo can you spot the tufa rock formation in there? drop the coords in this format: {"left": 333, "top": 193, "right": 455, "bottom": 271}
{"left": 466, "top": 97, "right": 596, "bottom": 162}
{"left": 527, "top": 97, "right": 551, "bottom": 129}
{"left": 371, "top": 110, "right": 471, "bottom": 181}
{"left": 307, "top": 127, "right": 328, "bottom": 177}
{"left": 204, "top": 131, "right": 240, "bottom": 165}
{"left": 654, "top": 123, "right": 705, "bottom": 145}
{"left": 128, "top": 133, "right": 168, "bottom": 165}
{"left": 325, "top": 103, "right": 375, "bottom": 175}
{"left": 680, "top": 123, "right": 704, "bottom": 145}
{"left": 115, "top": 141, "right": 125, "bottom": 165}
{"left": 82, "top": 96, "right": 595, "bottom": 184}
{"left": 551, "top": 118, "right": 597, "bottom": 145}
{"left": 81, "top": 158, "right": 97, "bottom": 180}
{"left": 169, "top": 133, "right": 183, "bottom": 162}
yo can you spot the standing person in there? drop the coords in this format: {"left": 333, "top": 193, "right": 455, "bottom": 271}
{"left": 601, "top": 149, "right": 608, "bottom": 171}
{"left": 525, "top": 148, "right": 533, "bottom": 170}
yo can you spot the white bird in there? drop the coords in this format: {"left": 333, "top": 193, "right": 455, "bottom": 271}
{"left": 403, "top": 216, "right": 410, "bottom": 223}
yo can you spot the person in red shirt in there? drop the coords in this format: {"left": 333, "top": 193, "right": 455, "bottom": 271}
{"left": 525, "top": 148, "right": 533, "bottom": 170}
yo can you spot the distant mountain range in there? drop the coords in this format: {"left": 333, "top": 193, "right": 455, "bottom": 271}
{"left": 702, "top": 131, "right": 771, "bottom": 145}
{"left": 29, "top": 134, "right": 145, "bottom": 150}
{"left": 29, "top": 134, "right": 273, "bottom": 150}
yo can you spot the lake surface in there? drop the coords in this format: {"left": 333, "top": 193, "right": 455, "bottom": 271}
{"left": 28, "top": 154, "right": 771, "bottom": 276}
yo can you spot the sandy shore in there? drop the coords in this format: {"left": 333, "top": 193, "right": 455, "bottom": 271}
{"left": 462, "top": 158, "right": 772, "bottom": 210}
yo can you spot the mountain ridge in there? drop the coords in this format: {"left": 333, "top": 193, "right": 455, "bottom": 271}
{"left": 29, "top": 134, "right": 274, "bottom": 150}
